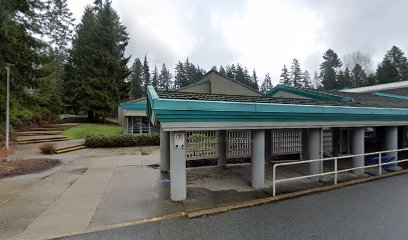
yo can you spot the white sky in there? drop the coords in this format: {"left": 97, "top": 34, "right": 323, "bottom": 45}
{"left": 67, "top": 0, "right": 408, "bottom": 85}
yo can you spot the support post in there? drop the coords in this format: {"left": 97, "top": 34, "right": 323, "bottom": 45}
{"left": 251, "top": 129, "right": 265, "bottom": 189}
{"left": 169, "top": 131, "right": 187, "bottom": 201}
{"left": 160, "top": 126, "right": 170, "bottom": 172}
{"left": 351, "top": 127, "right": 365, "bottom": 174}
{"left": 383, "top": 126, "right": 402, "bottom": 171}
{"left": 302, "top": 128, "right": 323, "bottom": 175}
{"left": 218, "top": 130, "right": 227, "bottom": 167}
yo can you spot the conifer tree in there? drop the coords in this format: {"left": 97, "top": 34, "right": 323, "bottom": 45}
{"left": 129, "top": 58, "right": 143, "bottom": 99}
{"left": 301, "top": 70, "right": 312, "bottom": 88}
{"left": 319, "top": 49, "right": 342, "bottom": 89}
{"left": 290, "top": 58, "right": 303, "bottom": 87}
{"left": 260, "top": 73, "right": 273, "bottom": 93}
{"left": 151, "top": 65, "right": 159, "bottom": 88}
{"left": 219, "top": 65, "right": 226, "bottom": 76}
{"left": 351, "top": 64, "right": 368, "bottom": 87}
{"left": 279, "top": 65, "right": 291, "bottom": 85}
{"left": 158, "top": 63, "right": 172, "bottom": 90}
{"left": 142, "top": 55, "right": 150, "bottom": 88}
{"left": 174, "top": 61, "right": 187, "bottom": 88}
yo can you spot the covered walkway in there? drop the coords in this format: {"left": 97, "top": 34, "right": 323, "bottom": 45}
{"left": 147, "top": 86, "right": 408, "bottom": 201}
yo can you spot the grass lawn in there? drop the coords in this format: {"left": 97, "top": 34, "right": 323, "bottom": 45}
{"left": 63, "top": 123, "right": 122, "bottom": 140}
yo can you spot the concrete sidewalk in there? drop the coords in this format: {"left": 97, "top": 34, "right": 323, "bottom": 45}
{"left": 0, "top": 145, "right": 384, "bottom": 240}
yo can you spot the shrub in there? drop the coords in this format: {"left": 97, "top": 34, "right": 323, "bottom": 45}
{"left": 85, "top": 133, "right": 160, "bottom": 148}
{"left": 39, "top": 143, "right": 56, "bottom": 154}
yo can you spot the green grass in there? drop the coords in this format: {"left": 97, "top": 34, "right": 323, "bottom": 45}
{"left": 63, "top": 123, "right": 122, "bottom": 140}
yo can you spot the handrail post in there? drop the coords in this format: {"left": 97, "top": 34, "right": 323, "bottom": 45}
{"left": 334, "top": 157, "right": 338, "bottom": 185}
{"left": 273, "top": 165, "right": 276, "bottom": 197}
{"left": 378, "top": 152, "right": 382, "bottom": 175}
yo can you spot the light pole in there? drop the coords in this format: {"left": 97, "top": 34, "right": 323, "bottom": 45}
{"left": 4, "top": 63, "right": 14, "bottom": 150}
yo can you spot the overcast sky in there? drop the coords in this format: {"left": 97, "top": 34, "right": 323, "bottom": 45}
{"left": 67, "top": 0, "right": 408, "bottom": 85}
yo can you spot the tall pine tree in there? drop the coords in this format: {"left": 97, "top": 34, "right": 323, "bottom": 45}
{"left": 279, "top": 65, "right": 291, "bottom": 85}
{"left": 290, "top": 58, "right": 303, "bottom": 88}
{"left": 129, "top": 58, "right": 143, "bottom": 99}
{"left": 260, "top": 73, "right": 273, "bottom": 93}
{"left": 319, "top": 49, "right": 342, "bottom": 89}
{"left": 158, "top": 63, "right": 172, "bottom": 90}
{"left": 142, "top": 55, "right": 150, "bottom": 89}
{"left": 151, "top": 65, "right": 158, "bottom": 88}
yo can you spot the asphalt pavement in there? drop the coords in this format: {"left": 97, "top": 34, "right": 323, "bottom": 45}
{"left": 60, "top": 174, "right": 408, "bottom": 240}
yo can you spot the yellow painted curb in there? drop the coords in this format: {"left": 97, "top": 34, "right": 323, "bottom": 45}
{"left": 187, "top": 169, "right": 408, "bottom": 218}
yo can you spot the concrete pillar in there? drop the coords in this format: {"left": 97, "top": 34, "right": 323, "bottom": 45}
{"left": 383, "top": 126, "right": 398, "bottom": 159}
{"left": 265, "top": 129, "right": 272, "bottom": 161}
{"left": 218, "top": 130, "right": 227, "bottom": 167}
{"left": 302, "top": 128, "right": 323, "bottom": 175}
{"left": 169, "top": 131, "right": 187, "bottom": 201}
{"left": 160, "top": 126, "right": 170, "bottom": 172}
{"left": 251, "top": 129, "right": 265, "bottom": 189}
{"left": 351, "top": 127, "right": 365, "bottom": 174}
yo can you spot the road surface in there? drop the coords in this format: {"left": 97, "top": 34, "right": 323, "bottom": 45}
{"left": 61, "top": 174, "right": 408, "bottom": 240}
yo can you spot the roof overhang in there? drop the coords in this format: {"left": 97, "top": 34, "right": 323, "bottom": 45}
{"left": 147, "top": 86, "right": 408, "bottom": 131}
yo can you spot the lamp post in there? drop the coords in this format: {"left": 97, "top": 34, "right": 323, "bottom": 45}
{"left": 4, "top": 63, "right": 14, "bottom": 150}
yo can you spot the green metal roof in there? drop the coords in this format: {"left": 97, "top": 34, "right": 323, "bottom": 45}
{"left": 147, "top": 86, "right": 408, "bottom": 124}
{"left": 265, "top": 85, "right": 354, "bottom": 102}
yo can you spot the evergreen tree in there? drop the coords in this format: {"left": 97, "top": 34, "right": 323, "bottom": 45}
{"left": 384, "top": 46, "right": 408, "bottom": 79}
{"left": 174, "top": 61, "right": 187, "bottom": 88}
{"left": 319, "top": 49, "right": 342, "bottom": 89}
{"left": 151, "top": 65, "right": 159, "bottom": 88}
{"left": 279, "top": 65, "right": 291, "bottom": 85}
{"left": 351, "top": 64, "right": 368, "bottom": 87}
{"left": 129, "top": 58, "right": 143, "bottom": 99}
{"left": 158, "top": 63, "right": 172, "bottom": 90}
{"left": 301, "top": 70, "right": 312, "bottom": 88}
{"left": 211, "top": 66, "right": 217, "bottom": 71}
{"left": 226, "top": 64, "right": 236, "bottom": 79}
{"left": 376, "top": 59, "right": 399, "bottom": 84}
{"left": 251, "top": 69, "right": 259, "bottom": 90}
{"left": 65, "top": 1, "right": 130, "bottom": 119}
{"left": 290, "top": 58, "right": 303, "bottom": 87}
{"left": 45, "top": 0, "right": 74, "bottom": 56}
{"left": 142, "top": 55, "right": 150, "bottom": 88}
{"left": 219, "top": 65, "right": 226, "bottom": 76}
{"left": 336, "top": 68, "right": 352, "bottom": 89}
{"left": 260, "top": 73, "right": 273, "bottom": 93}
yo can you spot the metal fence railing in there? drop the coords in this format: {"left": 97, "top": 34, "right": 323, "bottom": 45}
{"left": 272, "top": 147, "right": 408, "bottom": 196}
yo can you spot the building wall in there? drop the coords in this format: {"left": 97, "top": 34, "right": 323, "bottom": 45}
{"left": 208, "top": 72, "right": 262, "bottom": 96}
{"left": 177, "top": 82, "right": 211, "bottom": 94}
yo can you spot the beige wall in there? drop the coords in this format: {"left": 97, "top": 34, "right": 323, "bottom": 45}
{"left": 208, "top": 72, "right": 262, "bottom": 96}
{"left": 177, "top": 82, "right": 211, "bottom": 93}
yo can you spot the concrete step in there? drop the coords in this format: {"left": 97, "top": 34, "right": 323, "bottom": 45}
{"left": 16, "top": 131, "right": 63, "bottom": 136}
{"left": 54, "top": 144, "right": 86, "bottom": 154}
{"left": 28, "top": 127, "right": 65, "bottom": 131}
{"left": 17, "top": 137, "right": 69, "bottom": 144}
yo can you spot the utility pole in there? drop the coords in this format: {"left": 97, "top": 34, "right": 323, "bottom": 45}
{"left": 4, "top": 63, "right": 14, "bottom": 150}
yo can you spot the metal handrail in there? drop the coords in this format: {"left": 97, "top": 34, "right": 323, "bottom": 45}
{"left": 272, "top": 147, "right": 408, "bottom": 196}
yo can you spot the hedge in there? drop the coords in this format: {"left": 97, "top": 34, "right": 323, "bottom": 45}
{"left": 85, "top": 133, "right": 160, "bottom": 148}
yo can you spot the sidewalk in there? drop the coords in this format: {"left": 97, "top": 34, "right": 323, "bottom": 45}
{"left": 0, "top": 144, "right": 379, "bottom": 240}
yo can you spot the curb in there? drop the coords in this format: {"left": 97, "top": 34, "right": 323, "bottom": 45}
{"left": 187, "top": 169, "right": 408, "bottom": 218}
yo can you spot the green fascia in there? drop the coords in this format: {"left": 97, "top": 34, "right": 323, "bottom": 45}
{"left": 265, "top": 85, "right": 354, "bottom": 102}
{"left": 121, "top": 103, "right": 146, "bottom": 110}
{"left": 372, "top": 92, "right": 408, "bottom": 101}
{"left": 147, "top": 85, "right": 408, "bottom": 123}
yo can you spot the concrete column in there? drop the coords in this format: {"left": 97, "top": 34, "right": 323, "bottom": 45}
{"left": 251, "top": 129, "right": 265, "bottom": 189}
{"left": 265, "top": 129, "right": 272, "bottom": 162}
{"left": 351, "top": 127, "right": 365, "bottom": 174}
{"left": 218, "top": 130, "right": 227, "bottom": 167}
{"left": 383, "top": 126, "right": 398, "bottom": 159}
{"left": 302, "top": 128, "right": 323, "bottom": 175}
{"left": 160, "top": 126, "right": 170, "bottom": 172}
{"left": 169, "top": 131, "right": 187, "bottom": 201}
